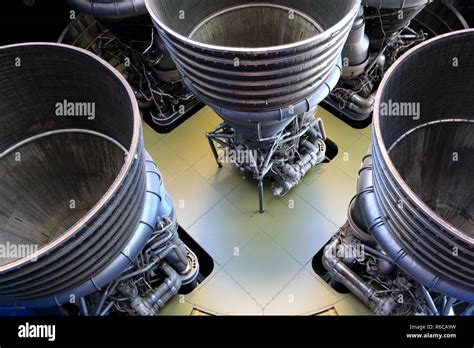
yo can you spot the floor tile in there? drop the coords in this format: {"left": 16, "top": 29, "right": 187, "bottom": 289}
{"left": 187, "top": 269, "right": 263, "bottom": 315}
{"left": 192, "top": 151, "right": 246, "bottom": 197}
{"left": 248, "top": 186, "right": 307, "bottom": 232}
{"left": 193, "top": 108, "right": 220, "bottom": 127}
{"left": 160, "top": 108, "right": 221, "bottom": 167}
{"left": 264, "top": 268, "right": 339, "bottom": 315}
{"left": 167, "top": 168, "right": 223, "bottom": 229}
{"left": 193, "top": 152, "right": 222, "bottom": 180}
{"left": 359, "top": 123, "right": 373, "bottom": 140}
{"left": 158, "top": 296, "right": 194, "bottom": 316}
{"left": 334, "top": 295, "right": 372, "bottom": 316}
{"left": 226, "top": 177, "right": 287, "bottom": 217}
{"left": 208, "top": 165, "right": 246, "bottom": 197}
{"left": 224, "top": 233, "right": 302, "bottom": 307}
{"left": 271, "top": 200, "right": 338, "bottom": 265}
{"left": 295, "top": 166, "right": 356, "bottom": 227}
{"left": 333, "top": 136, "right": 371, "bottom": 180}
{"left": 304, "top": 263, "right": 351, "bottom": 301}
{"left": 147, "top": 141, "right": 189, "bottom": 185}
{"left": 143, "top": 104, "right": 373, "bottom": 316}
{"left": 317, "top": 108, "right": 363, "bottom": 150}
{"left": 161, "top": 128, "right": 209, "bottom": 167}
{"left": 188, "top": 199, "right": 261, "bottom": 266}
{"left": 300, "top": 160, "right": 333, "bottom": 186}
{"left": 142, "top": 121, "right": 167, "bottom": 150}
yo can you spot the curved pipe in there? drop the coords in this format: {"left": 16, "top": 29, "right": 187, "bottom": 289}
{"left": 68, "top": 0, "right": 147, "bottom": 19}
{"left": 411, "top": 0, "right": 469, "bottom": 37}
{"left": 184, "top": 57, "right": 342, "bottom": 145}
{"left": 322, "top": 238, "right": 396, "bottom": 315}
{"left": 346, "top": 94, "right": 375, "bottom": 116}
{"left": 363, "top": 0, "right": 431, "bottom": 42}
{"left": 130, "top": 262, "right": 182, "bottom": 315}
{"left": 370, "top": 30, "right": 474, "bottom": 297}
{"left": 323, "top": 240, "right": 377, "bottom": 308}
{"left": 146, "top": 0, "right": 360, "bottom": 127}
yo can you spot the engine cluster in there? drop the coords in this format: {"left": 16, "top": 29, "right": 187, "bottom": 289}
{"left": 0, "top": 0, "right": 472, "bottom": 318}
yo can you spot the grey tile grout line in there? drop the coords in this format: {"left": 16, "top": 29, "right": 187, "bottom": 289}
{"left": 218, "top": 195, "right": 309, "bottom": 270}
{"left": 149, "top": 136, "right": 207, "bottom": 172}
{"left": 220, "top": 230, "right": 306, "bottom": 309}
{"left": 219, "top": 267, "right": 265, "bottom": 312}
{"left": 155, "top": 112, "right": 363, "bottom": 313}
{"left": 169, "top": 165, "right": 227, "bottom": 229}
{"left": 183, "top": 265, "right": 223, "bottom": 307}
{"left": 292, "top": 188, "right": 343, "bottom": 233}
{"left": 210, "top": 177, "right": 339, "bottom": 268}
{"left": 179, "top": 193, "right": 226, "bottom": 231}
{"left": 261, "top": 264, "right": 308, "bottom": 313}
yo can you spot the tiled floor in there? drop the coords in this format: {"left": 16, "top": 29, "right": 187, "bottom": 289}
{"left": 147, "top": 106, "right": 372, "bottom": 316}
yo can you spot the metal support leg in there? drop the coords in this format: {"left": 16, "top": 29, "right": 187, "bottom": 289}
{"left": 258, "top": 179, "right": 264, "bottom": 214}
{"left": 207, "top": 135, "right": 222, "bottom": 168}
{"left": 441, "top": 296, "right": 455, "bottom": 316}
{"left": 418, "top": 284, "right": 439, "bottom": 316}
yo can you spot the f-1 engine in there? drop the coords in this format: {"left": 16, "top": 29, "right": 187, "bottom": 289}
{"left": 146, "top": 0, "right": 361, "bottom": 213}
{"left": 322, "top": 30, "right": 474, "bottom": 316}
{"left": 0, "top": 43, "right": 199, "bottom": 316}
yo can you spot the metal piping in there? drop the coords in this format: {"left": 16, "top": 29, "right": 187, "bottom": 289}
{"left": 0, "top": 43, "right": 141, "bottom": 302}
{"left": 322, "top": 238, "right": 397, "bottom": 315}
{"left": 369, "top": 30, "right": 474, "bottom": 301}
{"left": 362, "top": 0, "right": 431, "bottom": 9}
{"left": 68, "top": 0, "right": 147, "bottom": 19}
{"left": 346, "top": 94, "right": 375, "bottom": 116}
{"left": 342, "top": 5, "right": 370, "bottom": 78}
{"left": 130, "top": 263, "right": 182, "bottom": 315}
{"left": 363, "top": 0, "right": 431, "bottom": 43}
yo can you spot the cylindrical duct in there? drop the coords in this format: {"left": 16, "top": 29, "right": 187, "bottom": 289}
{"left": 360, "top": 30, "right": 474, "bottom": 301}
{"left": 145, "top": 0, "right": 361, "bottom": 143}
{"left": 363, "top": 0, "right": 431, "bottom": 48}
{"left": 0, "top": 43, "right": 173, "bottom": 307}
{"left": 68, "top": 0, "right": 147, "bottom": 19}
{"left": 341, "top": 5, "right": 370, "bottom": 79}
{"left": 411, "top": 0, "right": 469, "bottom": 38}
{"left": 68, "top": 0, "right": 178, "bottom": 73}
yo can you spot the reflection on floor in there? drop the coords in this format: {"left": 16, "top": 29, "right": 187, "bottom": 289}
{"left": 144, "top": 107, "right": 372, "bottom": 315}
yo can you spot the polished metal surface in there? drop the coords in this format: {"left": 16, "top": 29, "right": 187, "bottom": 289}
{"left": 1, "top": 130, "right": 126, "bottom": 254}
{"left": 373, "top": 29, "right": 474, "bottom": 295}
{"left": 188, "top": 5, "right": 323, "bottom": 48}
{"left": 145, "top": 0, "right": 360, "bottom": 113}
{"left": 0, "top": 43, "right": 146, "bottom": 300}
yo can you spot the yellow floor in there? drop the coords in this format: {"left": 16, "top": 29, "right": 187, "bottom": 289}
{"left": 144, "top": 106, "right": 373, "bottom": 315}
